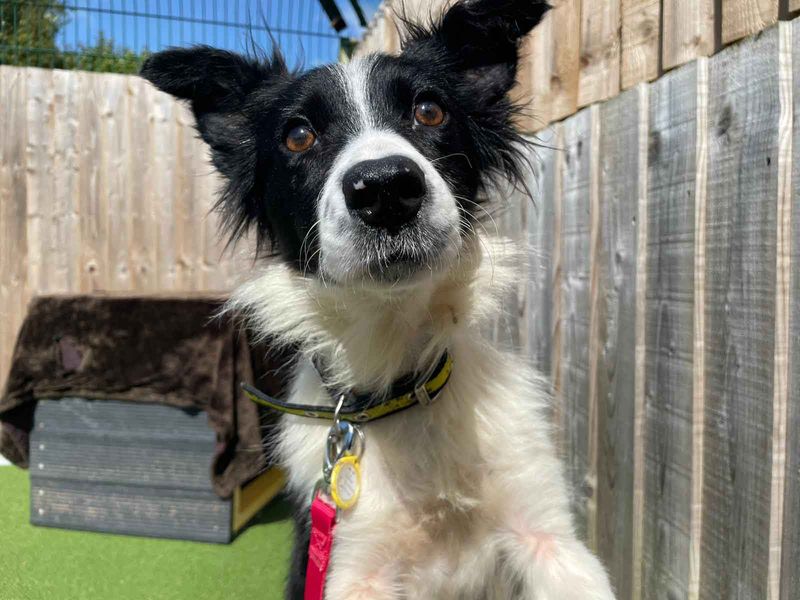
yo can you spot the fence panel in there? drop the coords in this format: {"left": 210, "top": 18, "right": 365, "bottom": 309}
{"left": 700, "top": 27, "right": 782, "bottom": 599}
{"left": 595, "top": 88, "right": 643, "bottom": 600}
{"left": 557, "top": 107, "right": 595, "bottom": 541}
{"left": 0, "top": 68, "right": 249, "bottom": 392}
{"left": 642, "top": 61, "right": 700, "bottom": 599}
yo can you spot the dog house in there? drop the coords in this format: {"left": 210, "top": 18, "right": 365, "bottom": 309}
{"left": 0, "top": 296, "right": 288, "bottom": 543}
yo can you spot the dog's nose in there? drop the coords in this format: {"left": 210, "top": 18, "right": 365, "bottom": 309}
{"left": 342, "top": 155, "right": 426, "bottom": 231}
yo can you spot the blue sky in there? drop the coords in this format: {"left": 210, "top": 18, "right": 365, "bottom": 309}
{"left": 55, "top": 0, "right": 381, "bottom": 68}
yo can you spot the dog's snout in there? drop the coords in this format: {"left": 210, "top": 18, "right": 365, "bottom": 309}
{"left": 342, "top": 155, "right": 426, "bottom": 231}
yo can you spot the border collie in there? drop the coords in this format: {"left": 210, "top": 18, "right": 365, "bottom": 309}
{"left": 142, "top": 1, "right": 615, "bottom": 598}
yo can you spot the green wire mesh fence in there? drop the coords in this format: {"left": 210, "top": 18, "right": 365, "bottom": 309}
{"left": 0, "top": 0, "right": 358, "bottom": 73}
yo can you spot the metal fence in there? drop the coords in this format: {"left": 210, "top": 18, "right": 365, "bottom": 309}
{"left": 0, "top": 0, "right": 358, "bottom": 73}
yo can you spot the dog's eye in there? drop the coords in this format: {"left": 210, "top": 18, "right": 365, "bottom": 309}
{"left": 414, "top": 101, "right": 445, "bottom": 127}
{"left": 285, "top": 125, "right": 316, "bottom": 153}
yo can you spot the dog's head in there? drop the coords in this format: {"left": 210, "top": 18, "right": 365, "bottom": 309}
{"left": 141, "top": 0, "right": 548, "bottom": 285}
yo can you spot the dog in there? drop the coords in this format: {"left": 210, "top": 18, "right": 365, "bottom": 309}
{"left": 141, "top": 1, "right": 616, "bottom": 598}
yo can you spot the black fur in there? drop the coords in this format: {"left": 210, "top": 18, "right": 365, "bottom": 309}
{"left": 140, "top": 0, "right": 549, "bottom": 274}
{"left": 140, "top": 4, "right": 549, "bottom": 592}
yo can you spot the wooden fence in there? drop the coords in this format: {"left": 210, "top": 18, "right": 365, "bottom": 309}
{"left": 357, "top": 0, "right": 800, "bottom": 132}
{"left": 453, "top": 19, "right": 798, "bottom": 600}
{"left": 0, "top": 8, "right": 798, "bottom": 600}
{"left": 0, "top": 66, "right": 250, "bottom": 393}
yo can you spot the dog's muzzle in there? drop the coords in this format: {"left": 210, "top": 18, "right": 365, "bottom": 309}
{"left": 342, "top": 155, "right": 427, "bottom": 232}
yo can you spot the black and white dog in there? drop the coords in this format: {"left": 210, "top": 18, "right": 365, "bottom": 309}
{"left": 142, "top": 1, "right": 615, "bottom": 598}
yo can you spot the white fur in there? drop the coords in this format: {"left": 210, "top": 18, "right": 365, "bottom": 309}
{"left": 317, "top": 129, "right": 462, "bottom": 284}
{"left": 228, "top": 233, "right": 616, "bottom": 599}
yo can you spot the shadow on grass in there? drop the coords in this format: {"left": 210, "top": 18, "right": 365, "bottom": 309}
{"left": 238, "top": 492, "right": 295, "bottom": 534}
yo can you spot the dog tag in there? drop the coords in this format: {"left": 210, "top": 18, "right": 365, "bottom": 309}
{"left": 330, "top": 454, "right": 362, "bottom": 510}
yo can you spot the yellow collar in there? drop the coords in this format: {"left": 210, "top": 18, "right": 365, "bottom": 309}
{"left": 242, "top": 351, "right": 453, "bottom": 423}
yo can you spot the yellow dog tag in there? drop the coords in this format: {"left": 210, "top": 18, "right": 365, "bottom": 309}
{"left": 330, "top": 454, "right": 361, "bottom": 510}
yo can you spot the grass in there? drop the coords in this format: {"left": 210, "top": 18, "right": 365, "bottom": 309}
{"left": 0, "top": 466, "right": 294, "bottom": 600}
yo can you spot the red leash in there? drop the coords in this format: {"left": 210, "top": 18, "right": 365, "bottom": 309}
{"left": 304, "top": 493, "right": 338, "bottom": 600}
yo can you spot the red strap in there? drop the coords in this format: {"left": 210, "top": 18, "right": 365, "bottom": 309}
{"left": 305, "top": 494, "right": 337, "bottom": 600}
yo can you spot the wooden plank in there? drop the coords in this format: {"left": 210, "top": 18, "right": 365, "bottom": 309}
{"left": 781, "top": 17, "right": 800, "bottom": 600}
{"left": 643, "top": 61, "right": 698, "bottom": 599}
{"left": 662, "top": 0, "right": 715, "bottom": 71}
{"left": 174, "top": 102, "right": 199, "bottom": 290}
{"left": 51, "top": 69, "right": 81, "bottom": 293}
{"left": 0, "top": 66, "right": 28, "bottom": 393}
{"left": 768, "top": 21, "right": 793, "bottom": 600}
{"left": 129, "top": 76, "right": 158, "bottom": 292}
{"left": 513, "top": 18, "right": 552, "bottom": 132}
{"left": 559, "top": 108, "right": 594, "bottom": 541}
{"left": 586, "top": 105, "right": 602, "bottom": 552}
{"left": 525, "top": 131, "right": 558, "bottom": 375}
{"left": 98, "top": 72, "right": 131, "bottom": 292}
{"left": 77, "top": 70, "right": 105, "bottom": 292}
{"left": 722, "top": 0, "right": 779, "bottom": 45}
{"left": 578, "top": 0, "right": 621, "bottom": 107}
{"left": 24, "top": 68, "right": 53, "bottom": 296}
{"left": 550, "top": 124, "right": 566, "bottom": 435}
{"left": 550, "top": 0, "right": 581, "bottom": 121}
{"left": 689, "top": 57, "right": 710, "bottom": 600}
{"left": 701, "top": 27, "right": 781, "bottom": 599}
{"left": 621, "top": 0, "right": 661, "bottom": 89}
{"left": 595, "top": 88, "right": 641, "bottom": 599}
{"left": 149, "top": 86, "right": 178, "bottom": 291}
{"left": 631, "top": 83, "right": 650, "bottom": 600}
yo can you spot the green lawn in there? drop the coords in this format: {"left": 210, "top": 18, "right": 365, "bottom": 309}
{"left": 0, "top": 466, "right": 293, "bottom": 600}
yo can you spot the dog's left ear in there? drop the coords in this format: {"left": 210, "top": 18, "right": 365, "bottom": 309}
{"left": 404, "top": 0, "right": 550, "bottom": 103}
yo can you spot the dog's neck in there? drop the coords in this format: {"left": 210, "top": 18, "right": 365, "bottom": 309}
{"left": 228, "top": 234, "right": 519, "bottom": 394}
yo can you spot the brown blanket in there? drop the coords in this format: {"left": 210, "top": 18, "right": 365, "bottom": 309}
{"left": 0, "top": 295, "right": 290, "bottom": 498}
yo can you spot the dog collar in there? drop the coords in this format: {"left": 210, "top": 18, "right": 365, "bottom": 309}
{"left": 241, "top": 351, "right": 453, "bottom": 423}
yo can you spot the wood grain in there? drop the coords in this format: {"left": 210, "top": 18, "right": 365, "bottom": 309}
{"left": 767, "top": 20, "right": 792, "bottom": 600}
{"left": 77, "top": 71, "right": 105, "bottom": 292}
{"left": 643, "top": 61, "right": 698, "bottom": 600}
{"left": 550, "top": 125, "right": 566, "bottom": 437}
{"left": 701, "top": 27, "right": 780, "bottom": 599}
{"left": 0, "top": 67, "right": 250, "bottom": 394}
{"left": 595, "top": 88, "right": 641, "bottom": 600}
{"left": 526, "top": 130, "right": 558, "bottom": 375}
{"left": 99, "top": 73, "right": 131, "bottom": 292}
{"left": 780, "top": 17, "right": 800, "bottom": 600}
{"left": 0, "top": 67, "right": 29, "bottom": 393}
{"left": 514, "top": 14, "right": 553, "bottom": 132}
{"left": 631, "top": 82, "right": 650, "bottom": 600}
{"left": 578, "top": 0, "right": 621, "bottom": 107}
{"left": 621, "top": 0, "right": 661, "bottom": 89}
{"left": 689, "top": 57, "right": 710, "bottom": 600}
{"left": 550, "top": 0, "right": 582, "bottom": 121}
{"left": 559, "top": 108, "right": 594, "bottom": 540}
{"left": 662, "top": 0, "right": 715, "bottom": 71}
{"left": 722, "top": 0, "right": 779, "bottom": 45}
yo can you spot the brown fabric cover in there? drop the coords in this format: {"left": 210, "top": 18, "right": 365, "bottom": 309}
{"left": 0, "top": 295, "right": 289, "bottom": 498}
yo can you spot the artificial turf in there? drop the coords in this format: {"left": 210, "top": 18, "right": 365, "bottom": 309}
{"left": 0, "top": 466, "right": 293, "bottom": 600}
